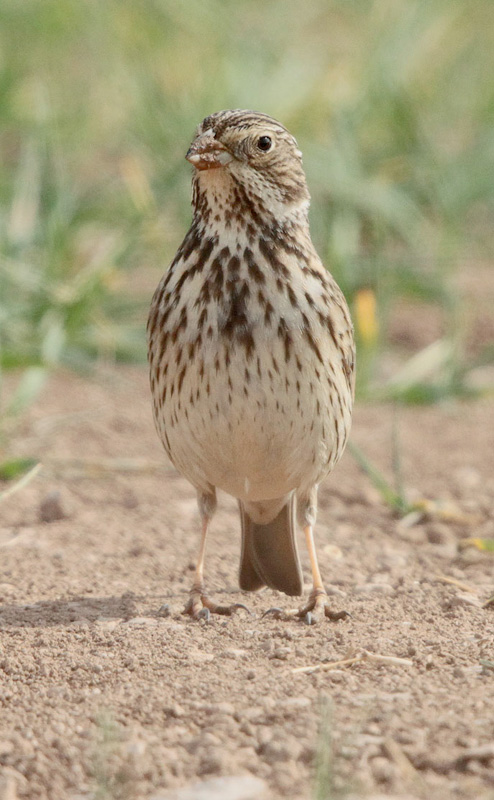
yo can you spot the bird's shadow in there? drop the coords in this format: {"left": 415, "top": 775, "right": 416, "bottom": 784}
{"left": 0, "top": 586, "right": 251, "bottom": 629}
{"left": 0, "top": 592, "right": 144, "bottom": 628}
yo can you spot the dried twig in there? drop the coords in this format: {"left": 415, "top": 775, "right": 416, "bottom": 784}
{"left": 292, "top": 656, "right": 361, "bottom": 674}
{"left": 363, "top": 650, "right": 413, "bottom": 667}
{"left": 292, "top": 649, "right": 413, "bottom": 675}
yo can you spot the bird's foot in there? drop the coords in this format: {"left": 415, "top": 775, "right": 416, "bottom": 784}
{"left": 263, "top": 588, "right": 350, "bottom": 626}
{"left": 183, "top": 587, "right": 251, "bottom": 622}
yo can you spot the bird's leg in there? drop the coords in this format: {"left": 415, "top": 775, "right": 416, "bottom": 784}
{"left": 183, "top": 490, "right": 250, "bottom": 621}
{"left": 183, "top": 512, "right": 210, "bottom": 619}
{"left": 294, "top": 524, "right": 349, "bottom": 625}
{"left": 264, "top": 491, "right": 348, "bottom": 625}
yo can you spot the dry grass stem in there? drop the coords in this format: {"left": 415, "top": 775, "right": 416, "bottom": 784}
{"left": 414, "top": 498, "right": 482, "bottom": 525}
{"left": 383, "top": 737, "right": 422, "bottom": 783}
{"left": 434, "top": 574, "right": 478, "bottom": 593}
{"left": 292, "top": 650, "right": 413, "bottom": 675}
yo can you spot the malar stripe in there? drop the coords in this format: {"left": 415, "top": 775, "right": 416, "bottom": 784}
{"left": 231, "top": 177, "right": 270, "bottom": 232}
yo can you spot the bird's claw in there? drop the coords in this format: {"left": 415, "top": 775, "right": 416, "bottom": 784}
{"left": 205, "top": 601, "right": 251, "bottom": 617}
{"left": 261, "top": 606, "right": 317, "bottom": 624}
{"left": 183, "top": 593, "right": 251, "bottom": 620}
{"left": 262, "top": 607, "right": 287, "bottom": 620}
{"left": 295, "top": 591, "right": 350, "bottom": 624}
{"left": 230, "top": 602, "right": 252, "bottom": 615}
{"left": 262, "top": 606, "right": 317, "bottom": 624}
{"left": 262, "top": 591, "right": 350, "bottom": 625}
{"left": 325, "top": 608, "right": 351, "bottom": 622}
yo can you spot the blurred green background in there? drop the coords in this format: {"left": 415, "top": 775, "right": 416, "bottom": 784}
{"left": 1, "top": 0, "right": 494, "bottom": 419}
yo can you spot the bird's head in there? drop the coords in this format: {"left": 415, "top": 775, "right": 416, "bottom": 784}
{"left": 186, "top": 110, "right": 310, "bottom": 224}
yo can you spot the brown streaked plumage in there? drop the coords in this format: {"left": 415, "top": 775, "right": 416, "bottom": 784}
{"left": 147, "top": 110, "right": 355, "bottom": 623}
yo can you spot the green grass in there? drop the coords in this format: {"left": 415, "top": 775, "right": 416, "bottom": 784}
{"left": 313, "top": 698, "right": 359, "bottom": 800}
{"left": 1, "top": 0, "right": 494, "bottom": 418}
{"left": 313, "top": 699, "right": 337, "bottom": 800}
{"left": 90, "top": 711, "right": 133, "bottom": 800}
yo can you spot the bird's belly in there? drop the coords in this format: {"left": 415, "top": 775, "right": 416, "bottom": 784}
{"left": 183, "top": 390, "right": 312, "bottom": 501}
{"left": 153, "top": 337, "right": 352, "bottom": 502}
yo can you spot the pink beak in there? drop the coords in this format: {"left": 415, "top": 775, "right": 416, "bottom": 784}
{"left": 186, "top": 133, "right": 233, "bottom": 171}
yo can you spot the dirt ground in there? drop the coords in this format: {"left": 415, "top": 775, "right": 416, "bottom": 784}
{"left": 1, "top": 367, "right": 493, "bottom": 800}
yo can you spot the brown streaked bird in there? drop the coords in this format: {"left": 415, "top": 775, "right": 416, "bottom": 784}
{"left": 147, "top": 110, "right": 355, "bottom": 624}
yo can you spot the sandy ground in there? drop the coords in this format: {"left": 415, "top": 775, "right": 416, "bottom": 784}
{"left": 0, "top": 367, "right": 493, "bottom": 800}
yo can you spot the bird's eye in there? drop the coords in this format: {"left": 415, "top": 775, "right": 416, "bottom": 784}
{"left": 257, "top": 135, "right": 273, "bottom": 152}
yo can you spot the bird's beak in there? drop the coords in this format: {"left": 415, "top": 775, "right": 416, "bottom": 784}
{"left": 185, "top": 132, "right": 233, "bottom": 171}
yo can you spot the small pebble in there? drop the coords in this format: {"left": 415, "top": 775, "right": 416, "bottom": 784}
{"left": 454, "top": 466, "right": 481, "bottom": 490}
{"left": 427, "top": 523, "right": 455, "bottom": 545}
{"left": 323, "top": 544, "right": 343, "bottom": 559}
{"left": 260, "top": 737, "right": 302, "bottom": 763}
{"left": 203, "top": 702, "right": 235, "bottom": 716}
{"left": 223, "top": 648, "right": 248, "bottom": 659}
{"left": 125, "top": 738, "right": 146, "bottom": 758}
{"left": 165, "top": 704, "right": 185, "bottom": 718}
{"left": 188, "top": 651, "right": 215, "bottom": 664}
{"left": 370, "top": 756, "right": 395, "bottom": 783}
{"left": 38, "top": 491, "right": 66, "bottom": 523}
{"left": 197, "top": 749, "right": 224, "bottom": 775}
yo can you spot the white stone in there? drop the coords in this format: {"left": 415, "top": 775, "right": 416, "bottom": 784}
{"left": 151, "top": 775, "right": 267, "bottom": 800}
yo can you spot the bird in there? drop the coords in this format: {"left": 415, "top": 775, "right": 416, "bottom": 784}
{"left": 147, "top": 110, "right": 355, "bottom": 624}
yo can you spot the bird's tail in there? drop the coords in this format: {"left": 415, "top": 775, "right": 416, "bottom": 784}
{"left": 238, "top": 495, "right": 303, "bottom": 596}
